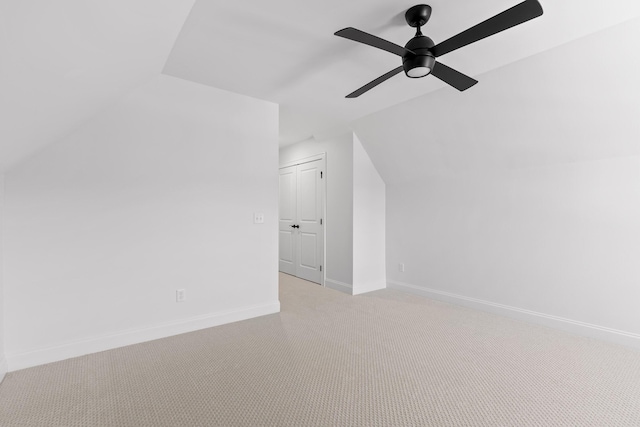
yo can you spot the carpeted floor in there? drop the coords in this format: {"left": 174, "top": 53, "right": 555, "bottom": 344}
{"left": 1, "top": 273, "right": 640, "bottom": 426}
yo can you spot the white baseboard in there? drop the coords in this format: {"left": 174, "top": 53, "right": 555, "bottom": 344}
{"left": 352, "top": 280, "right": 387, "bottom": 295}
{"left": 388, "top": 280, "right": 640, "bottom": 351}
{"left": 325, "top": 278, "right": 353, "bottom": 295}
{"left": 7, "top": 301, "right": 280, "bottom": 372}
{"left": 0, "top": 356, "right": 7, "bottom": 384}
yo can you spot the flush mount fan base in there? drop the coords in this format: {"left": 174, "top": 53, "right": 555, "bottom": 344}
{"left": 405, "top": 4, "right": 432, "bottom": 28}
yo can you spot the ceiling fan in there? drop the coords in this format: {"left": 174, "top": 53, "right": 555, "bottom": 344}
{"left": 335, "top": 0, "right": 543, "bottom": 97}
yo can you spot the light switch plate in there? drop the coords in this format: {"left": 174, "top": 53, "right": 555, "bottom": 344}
{"left": 254, "top": 213, "right": 264, "bottom": 224}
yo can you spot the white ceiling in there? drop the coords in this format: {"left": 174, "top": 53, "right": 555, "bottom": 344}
{"left": 2, "top": 0, "right": 639, "bottom": 170}
{"left": 352, "top": 17, "right": 640, "bottom": 183}
{"left": 163, "top": 0, "right": 640, "bottom": 145}
{"left": 0, "top": 0, "right": 195, "bottom": 170}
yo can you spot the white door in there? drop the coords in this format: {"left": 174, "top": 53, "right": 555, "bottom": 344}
{"left": 278, "top": 165, "right": 297, "bottom": 276}
{"left": 279, "top": 159, "right": 324, "bottom": 284}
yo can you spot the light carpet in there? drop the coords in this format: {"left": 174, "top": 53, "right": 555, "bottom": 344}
{"left": 1, "top": 273, "right": 639, "bottom": 426}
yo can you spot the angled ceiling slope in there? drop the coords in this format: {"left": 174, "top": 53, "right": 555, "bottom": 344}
{"left": 164, "top": 0, "right": 640, "bottom": 146}
{"left": 352, "top": 17, "right": 640, "bottom": 183}
{"left": 0, "top": 0, "right": 195, "bottom": 171}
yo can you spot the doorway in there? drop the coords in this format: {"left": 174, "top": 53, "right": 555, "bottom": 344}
{"left": 278, "top": 155, "right": 325, "bottom": 285}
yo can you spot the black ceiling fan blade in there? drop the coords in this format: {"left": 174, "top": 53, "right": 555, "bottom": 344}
{"left": 335, "top": 27, "right": 415, "bottom": 57}
{"left": 346, "top": 66, "right": 404, "bottom": 98}
{"left": 430, "top": 62, "right": 478, "bottom": 91}
{"left": 431, "top": 0, "right": 543, "bottom": 57}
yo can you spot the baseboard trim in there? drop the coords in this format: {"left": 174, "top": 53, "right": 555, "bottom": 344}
{"left": 388, "top": 280, "right": 640, "bottom": 351}
{"left": 352, "top": 280, "right": 387, "bottom": 295}
{"left": 7, "top": 301, "right": 280, "bottom": 372}
{"left": 325, "top": 278, "right": 353, "bottom": 295}
{"left": 0, "top": 356, "right": 7, "bottom": 384}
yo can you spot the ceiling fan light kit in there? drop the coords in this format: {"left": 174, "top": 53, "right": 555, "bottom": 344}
{"left": 403, "top": 5, "right": 435, "bottom": 78}
{"left": 334, "top": 0, "right": 543, "bottom": 98}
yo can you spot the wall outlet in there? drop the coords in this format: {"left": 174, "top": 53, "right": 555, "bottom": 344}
{"left": 399, "top": 263, "right": 405, "bottom": 273}
{"left": 176, "top": 289, "right": 186, "bottom": 302}
{"left": 254, "top": 212, "right": 264, "bottom": 224}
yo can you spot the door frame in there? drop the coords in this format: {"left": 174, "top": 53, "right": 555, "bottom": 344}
{"left": 279, "top": 153, "right": 326, "bottom": 286}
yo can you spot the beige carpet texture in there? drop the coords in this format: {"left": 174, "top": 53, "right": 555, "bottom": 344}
{"left": 1, "top": 273, "right": 640, "bottom": 426}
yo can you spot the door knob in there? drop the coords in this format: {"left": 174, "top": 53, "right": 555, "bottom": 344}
{"left": 290, "top": 224, "right": 299, "bottom": 228}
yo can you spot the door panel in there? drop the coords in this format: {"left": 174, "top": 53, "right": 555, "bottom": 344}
{"left": 279, "top": 169, "right": 296, "bottom": 221}
{"left": 279, "top": 230, "right": 295, "bottom": 263}
{"left": 278, "top": 166, "right": 297, "bottom": 275}
{"left": 299, "top": 232, "right": 318, "bottom": 269}
{"left": 278, "top": 159, "right": 324, "bottom": 284}
{"left": 298, "top": 167, "right": 318, "bottom": 221}
{"left": 295, "top": 160, "right": 323, "bottom": 284}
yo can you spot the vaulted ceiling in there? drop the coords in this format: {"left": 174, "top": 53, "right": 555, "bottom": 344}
{"left": 1, "top": 0, "right": 639, "bottom": 171}
{"left": 352, "top": 18, "right": 640, "bottom": 183}
{"left": 163, "top": 0, "right": 640, "bottom": 144}
{"left": 0, "top": 0, "right": 195, "bottom": 170}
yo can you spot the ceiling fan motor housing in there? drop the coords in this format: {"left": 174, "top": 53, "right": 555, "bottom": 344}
{"left": 403, "top": 35, "right": 436, "bottom": 78}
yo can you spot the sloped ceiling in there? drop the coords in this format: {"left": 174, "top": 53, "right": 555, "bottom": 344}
{"left": 351, "top": 18, "right": 640, "bottom": 183}
{"left": 163, "top": 0, "right": 640, "bottom": 145}
{"left": 0, "top": 0, "right": 195, "bottom": 171}
{"left": 2, "top": 0, "right": 639, "bottom": 171}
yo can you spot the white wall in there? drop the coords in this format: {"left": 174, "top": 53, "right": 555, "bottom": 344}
{"left": 280, "top": 134, "right": 354, "bottom": 292}
{"left": 0, "top": 174, "right": 6, "bottom": 381}
{"left": 3, "top": 75, "right": 279, "bottom": 370}
{"left": 386, "top": 158, "right": 640, "bottom": 346}
{"left": 353, "top": 19, "right": 640, "bottom": 348}
{"left": 352, "top": 135, "right": 386, "bottom": 295}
